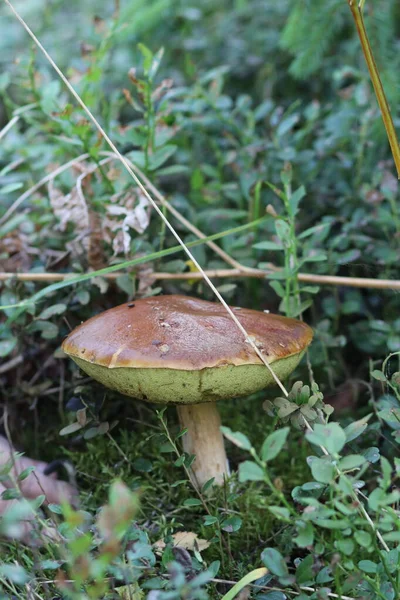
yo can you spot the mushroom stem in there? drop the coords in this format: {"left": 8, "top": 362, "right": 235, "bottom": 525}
{"left": 176, "top": 403, "right": 229, "bottom": 489}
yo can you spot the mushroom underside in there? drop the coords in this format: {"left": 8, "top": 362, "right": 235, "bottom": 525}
{"left": 69, "top": 352, "right": 305, "bottom": 404}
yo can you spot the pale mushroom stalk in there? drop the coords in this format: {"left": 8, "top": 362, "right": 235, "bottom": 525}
{"left": 176, "top": 403, "right": 228, "bottom": 488}
{"left": 62, "top": 295, "right": 313, "bottom": 489}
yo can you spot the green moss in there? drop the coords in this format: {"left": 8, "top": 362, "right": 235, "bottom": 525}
{"left": 71, "top": 352, "right": 305, "bottom": 405}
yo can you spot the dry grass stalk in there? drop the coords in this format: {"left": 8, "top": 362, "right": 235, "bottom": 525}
{"left": 1, "top": 269, "right": 399, "bottom": 290}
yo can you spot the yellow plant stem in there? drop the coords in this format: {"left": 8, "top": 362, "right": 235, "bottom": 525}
{"left": 348, "top": 1, "right": 400, "bottom": 177}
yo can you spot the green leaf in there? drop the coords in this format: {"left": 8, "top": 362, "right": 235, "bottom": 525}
{"left": 300, "top": 285, "right": 320, "bottom": 294}
{"left": 339, "top": 454, "right": 366, "bottom": 471}
{"left": 221, "top": 427, "right": 252, "bottom": 450}
{"left": 238, "top": 461, "right": 264, "bottom": 482}
{"left": 159, "top": 442, "right": 174, "bottom": 453}
{"left": 28, "top": 320, "right": 59, "bottom": 339}
{"left": 344, "top": 415, "right": 372, "bottom": 442}
{"left": 308, "top": 456, "right": 335, "bottom": 484}
{"left": 294, "top": 521, "right": 314, "bottom": 548}
{"left": 83, "top": 426, "right": 102, "bottom": 440}
{"left": 383, "top": 532, "right": 400, "bottom": 542}
{"left": 221, "top": 516, "right": 242, "bottom": 532}
{"left": 261, "top": 427, "right": 290, "bottom": 462}
{"left": 268, "top": 506, "right": 290, "bottom": 521}
{"left": 75, "top": 289, "right": 90, "bottom": 305}
{"left": 302, "top": 252, "right": 327, "bottom": 263}
{"left": 202, "top": 478, "right": 215, "bottom": 493}
{"left": 38, "top": 303, "right": 67, "bottom": 319}
{"left": 137, "top": 43, "right": 153, "bottom": 74}
{"left": 0, "top": 213, "right": 26, "bottom": 238}
{"left": 0, "top": 338, "right": 17, "bottom": 357}
{"left": 59, "top": 422, "right": 84, "bottom": 436}
{"left": 1, "top": 489, "right": 21, "bottom": 501}
{"left": 269, "top": 280, "right": 285, "bottom": 298}
{"left": 30, "top": 494, "right": 46, "bottom": 510}
{"left": 128, "top": 150, "right": 146, "bottom": 169}
{"left": 183, "top": 498, "right": 203, "bottom": 507}
{"left": 354, "top": 531, "right": 372, "bottom": 548}
{"left": 289, "top": 185, "right": 306, "bottom": 216}
{"left": 0, "top": 564, "right": 30, "bottom": 584}
{"left": 371, "top": 370, "right": 387, "bottom": 382}
{"left": 133, "top": 458, "right": 153, "bottom": 472}
{"left": 0, "top": 182, "right": 23, "bottom": 195}
{"left": 306, "top": 423, "right": 346, "bottom": 455}
{"left": 313, "top": 518, "right": 349, "bottom": 530}
{"left": 157, "top": 165, "right": 189, "bottom": 177}
{"left": 277, "top": 113, "right": 299, "bottom": 137}
{"left": 336, "top": 539, "right": 354, "bottom": 556}
{"left": 358, "top": 560, "right": 377, "bottom": 574}
{"left": 295, "top": 554, "right": 314, "bottom": 585}
{"left": 148, "top": 47, "right": 164, "bottom": 80}
{"left": 170, "top": 479, "right": 187, "bottom": 488}
{"left": 290, "top": 299, "right": 313, "bottom": 318}
{"left": 253, "top": 241, "right": 283, "bottom": 251}
{"left": 17, "top": 467, "right": 35, "bottom": 481}
{"left": 69, "top": 532, "right": 93, "bottom": 558}
{"left": 274, "top": 398, "right": 298, "bottom": 418}
{"left": 298, "top": 222, "right": 331, "bottom": 240}
{"left": 203, "top": 516, "right": 218, "bottom": 526}
{"left": 149, "top": 145, "right": 177, "bottom": 171}
{"left": 48, "top": 503, "right": 63, "bottom": 515}
{"left": 40, "top": 560, "right": 61, "bottom": 570}
{"left": 261, "top": 548, "right": 288, "bottom": 577}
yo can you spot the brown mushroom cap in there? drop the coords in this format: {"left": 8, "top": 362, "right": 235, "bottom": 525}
{"left": 62, "top": 295, "right": 313, "bottom": 404}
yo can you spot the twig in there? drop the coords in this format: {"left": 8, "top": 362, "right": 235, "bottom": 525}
{"left": 1, "top": 269, "right": 399, "bottom": 290}
{"left": 0, "top": 354, "right": 23, "bottom": 374}
{"left": 348, "top": 0, "right": 400, "bottom": 177}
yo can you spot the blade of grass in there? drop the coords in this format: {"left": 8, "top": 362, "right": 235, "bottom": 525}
{"left": 221, "top": 568, "right": 268, "bottom": 600}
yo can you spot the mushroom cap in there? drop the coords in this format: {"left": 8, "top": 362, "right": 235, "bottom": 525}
{"left": 62, "top": 295, "right": 313, "bottom": 404}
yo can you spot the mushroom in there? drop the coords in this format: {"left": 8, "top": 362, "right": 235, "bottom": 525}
{"left": 62, "top": 295, "right": 313, "bottom": 488}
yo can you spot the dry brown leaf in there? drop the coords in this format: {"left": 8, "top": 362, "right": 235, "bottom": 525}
{"left": 0, "top": 228, "right": 31, "bottom": 272}
{"left": 49, "top": 181, "right": 90, "bottom": 258}
{"left": 102, "top": 189, "right": 151, "bottom": 256}
{"left": 88, "top": 209, "right": 106, "bottom": 270}
{"left": 49, "top": 181, "right": 89, "bottom": 234}
{"left": 137, "top": 262, "right": 157, "bottom": 297}
{"left": 154, "top": 531, "right": 210, "bottom": 552}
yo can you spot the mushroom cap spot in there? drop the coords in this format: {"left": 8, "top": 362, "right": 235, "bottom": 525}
{"left": 62, "top": 294, "right": 313, "bottom": 371}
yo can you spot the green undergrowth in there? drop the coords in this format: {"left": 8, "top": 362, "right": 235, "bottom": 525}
{"left": 1, "top": 0, "right": 400, "bottom": 598}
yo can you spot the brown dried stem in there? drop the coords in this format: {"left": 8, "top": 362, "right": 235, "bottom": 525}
{"left": 1, "top": 269, "right": 399, "bottom": 290}
{"left": 348, "top": 0, "right": 400, "bottom": 177}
